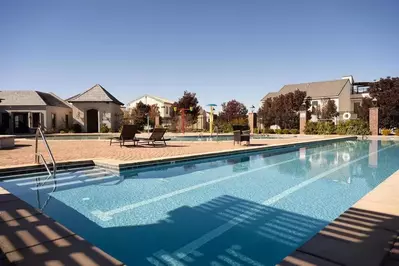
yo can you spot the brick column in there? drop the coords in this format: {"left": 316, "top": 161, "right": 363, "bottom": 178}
{"left": 155, "top": 116, "right": 160, "bottom": 127}
{"left": 299, "top": 110, "right": 307, "bottom": 134}
{"left": 369, "top": 107, "right": 379, "bottom": 135}
{"left": 248, "top": 113, "right": 257, "bottom": 134}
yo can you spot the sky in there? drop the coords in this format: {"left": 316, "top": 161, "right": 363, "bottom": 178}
{"left": 1, "top": 0, "right": 398, "bottom": 111}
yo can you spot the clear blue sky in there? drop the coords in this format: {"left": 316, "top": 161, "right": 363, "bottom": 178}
{"left": 1, "top": 0, "right": 398, "bottom": 111}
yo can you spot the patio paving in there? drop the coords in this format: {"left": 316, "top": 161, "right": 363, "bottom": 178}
{"left": 0, "top": 136, "right": 326, "bottom": 168}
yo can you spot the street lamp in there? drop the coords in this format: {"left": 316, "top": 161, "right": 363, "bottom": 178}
{"left": 173, "top": 106, "right": 193, "bottom": 133}
{"left": 372, "top": 97, "right": 378, "bottom": 107}
{"left": 206, "top": 104, "right": 217, "bottom": 134}
{"left": 250, "top": 105, "right": 255, "bottom": 113}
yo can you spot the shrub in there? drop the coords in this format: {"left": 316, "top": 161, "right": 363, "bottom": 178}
{"left": 290, "top": 129, "right": 299, "bottom": 134}
{"left": 395, "top": 129, "right": 399, "bottom": 136}
{"left": 222, "top": 124, "right": 233, "bottom": 133}
{"left": 263, "top": 128, "right": 274, "bottom": 134}
{"left": 282, "top": 129, "right": 290, "bottom": 134}
{"left": 71, "top": 123, "right": 82, "bottom": 133}
{"left": 100, "top": 124, "right": 110, "bottom": 133}
{"left": 336, "top": 120, "right": 370, "bottom": 135}
{"left": 381, "top": 129, "right": 391, "bottom": 136}
{"left": 59, "top": 130, "right": 66, "bottom": 134}
{"left": 304, "top": 122, "right": 318, "bottom": 135}
{"left": 315, "top": 122, "right": 336, "bottom": 135}
{"left": 275, "top": 129, "right": 282, "bottom": 134}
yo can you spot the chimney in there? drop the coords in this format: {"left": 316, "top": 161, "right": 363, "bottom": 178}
{"left": 342, "top": 75, "right": 354, "bottom": 84}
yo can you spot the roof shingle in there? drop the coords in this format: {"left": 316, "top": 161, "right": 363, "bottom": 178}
{"left": 261, "top": 79, "right": 349, "bottom": 101}
{"left": 0, "top": 91, "right": 70, "bottom": 108}
{"left": 67, "top": 84, "right": 123, "bottom": 105}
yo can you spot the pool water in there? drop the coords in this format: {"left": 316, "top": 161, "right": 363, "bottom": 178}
{"left": 2, "top": 140, "right": 399, "bottom": 265}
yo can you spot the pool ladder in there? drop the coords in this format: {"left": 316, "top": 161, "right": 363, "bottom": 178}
{"left": 34, "top": 126, "right": 57, "bottom": 183}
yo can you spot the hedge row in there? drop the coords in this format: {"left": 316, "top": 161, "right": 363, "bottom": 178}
{"left": 304, "top": 120, "right": 370, "bottom": 135}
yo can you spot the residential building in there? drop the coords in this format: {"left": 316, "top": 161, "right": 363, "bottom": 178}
{"left": 67, "top": 84, "right": 124, "bottom": 133}
{"left": 127, "top": 94, "right": 174, "bottom": 118}
{"left": 261, "top": 75, "right": 372, "bottom": 120}
{"left": 0, "top": 91, "right": 72, "bottom": 134}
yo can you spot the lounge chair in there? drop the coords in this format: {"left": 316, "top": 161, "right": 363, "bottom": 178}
{"left": 109, "top": 125, "right": 139, "bottom": 147}
{"left": 138, "top": 128, "right": 171, "bottom": 146}
{"left": 233, "top": 129, "right": 250, "bottom": 145}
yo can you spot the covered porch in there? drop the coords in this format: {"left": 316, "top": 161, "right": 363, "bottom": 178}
{"left": 0, "top": 111, "right": 44, "bottom": 134}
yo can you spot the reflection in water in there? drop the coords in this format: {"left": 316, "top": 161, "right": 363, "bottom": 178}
{"left": 368, "top": 139, "right": 378, "bottom": 168}
{"left": 35, "top": 175, "right": 57, "bottom": 210}
{"left": 227, "top": 157, "right": 250, "bottom": 173}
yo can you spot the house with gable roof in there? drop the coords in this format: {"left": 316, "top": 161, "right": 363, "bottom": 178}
{"left": 67, "top": 84, "right": 124, "bottom": 133}
{"left": 126, "top": 94, "right": 174, "bottom": 119}
{"left": 261, "top": 75, "right": 372, "bottom": 120}
{"left": 0, "top": 90, "right": 72, "bottom": 134}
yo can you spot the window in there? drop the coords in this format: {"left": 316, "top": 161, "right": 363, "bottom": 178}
{"left": 354, "top": 102, "right": 361, "bottom": 115}
{"left": 51, "top": 113, "right": 56, "bottom": 129}
{"left": 65, "top": 114, "right": 69, "bottom": 128}
{"left": 312, "top": 101, "right": 318, "bottom": 107}
{"left": 32, "top": 113, "right": 40, "bottom": 128}
{"left": 165, "top": 106, "right": 169, "bottom": 115}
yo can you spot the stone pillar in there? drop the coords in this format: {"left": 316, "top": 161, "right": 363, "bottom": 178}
{"left": 248, "top": 113, "right": 257, "bottom": 134}
{"left": 155, "top": 115, "right": 160, "bottom": 128}
{"left": 299, "top": 110, "right": 307, "bottom": 134}
{"left": 369, "top": 107, "right": 379, "bottom": 135}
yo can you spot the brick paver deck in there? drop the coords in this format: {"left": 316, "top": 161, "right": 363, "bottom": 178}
{"left": 0, "top": 137, "right": 318, "bottom": 168}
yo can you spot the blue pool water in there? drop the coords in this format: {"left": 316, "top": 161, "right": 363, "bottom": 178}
{"left": 2, "top": 140, "right": 399, "bottom": 265}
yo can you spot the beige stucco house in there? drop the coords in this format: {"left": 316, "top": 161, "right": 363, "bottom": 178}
{"left": 261, "top": 75, "right": 371, "bottom": 120}
{"left": 67, "top": 84, "right": 124, "bottom": 132}
{"left": 0, "top": 91, "right": 72, "bottom": 134}
{"left": 127, "top": 94, "right": 173, "bottom": 118}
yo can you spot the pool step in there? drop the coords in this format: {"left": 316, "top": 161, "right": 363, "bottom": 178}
{"left": 3, "top": 167, "right": 121, "bottom": 191}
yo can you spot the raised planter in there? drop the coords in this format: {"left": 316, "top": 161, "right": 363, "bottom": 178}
{"left": 0, "top": 135, "right": 15, "bottom": 149}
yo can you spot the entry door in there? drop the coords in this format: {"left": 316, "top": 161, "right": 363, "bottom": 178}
{"left": 13, "top": 113, "right": 29, "bottom": 133}
{"left": 0, "top": 113, "right": 10, "bottom": 133}
{"left": 87, "top": 109, "right": 99, "bottom": 133}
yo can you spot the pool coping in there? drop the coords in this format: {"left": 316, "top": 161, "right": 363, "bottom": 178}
{"left": 0, "top": 135, "right": 356, "bottom": 177}
{"left": 278, "top": 169, "right": 399, "bottom": 266}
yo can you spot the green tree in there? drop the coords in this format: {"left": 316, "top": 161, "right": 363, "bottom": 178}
{"left": 131, "top": 102, "right": 160, "bottom": 130}
{"left": 172, "top": 91, "right": 201, "bottom": 127}
{"left": 258, "top": 90, "right": 311, "bottom": 129}
{"left": 220, "top": 100, "right": 248, "bottom": 122}
{"left": 321, "top": 99, "right": 339, "bottom": 119}
{"left": 369, "top": 77, "right": 399, "bottom": 128}
{"left": 357, "top": 97, "right": 372, "bottom": 122}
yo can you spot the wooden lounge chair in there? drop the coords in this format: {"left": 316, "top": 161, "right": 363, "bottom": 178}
{"left": 233, "top": 129, "right": 250, "bottom": 145}
{"left": 109, "top": 125, "right": 139, "bottom": 147}
{"left": 139, "top": 128, "right": 171, "bottom": 146}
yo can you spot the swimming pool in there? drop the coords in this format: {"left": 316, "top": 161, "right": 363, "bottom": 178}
{"left": 1, "top": 139, "right": 399, "bottom": 265}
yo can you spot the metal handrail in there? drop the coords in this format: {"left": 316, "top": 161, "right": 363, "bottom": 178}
{"left": 35, "top": 126, "right": 57, "bottom": 181}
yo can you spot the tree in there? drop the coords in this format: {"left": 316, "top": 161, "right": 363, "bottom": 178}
{"left": 357, "top": 97, "right": 372, "bottom": 122}
{"left": 369, "top": 77, "right": 399, "bottom": 128}
{"left": 321, "top": 99, "right": 339, "bottom": 119}
{"left": 219, "top": 100, "right": 248, "bottom": 122}
{"left": 172, "top": 91, "right": 201, "bottom": 126}
{"left": 130, "top": 101, "right": 160, "bottom": 130}
{"left": 258, "top": 90, "right": 311, "bottom": 129}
